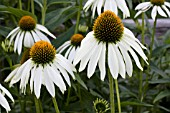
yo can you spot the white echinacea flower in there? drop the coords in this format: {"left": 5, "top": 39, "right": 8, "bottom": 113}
{"left": 0, "top": 84, "right": 14, "bottom": 113}
{"left": 57, "top": 34, "right": 84, "bottom": 62}
{"left": 73, "top": 10, "right": 148, "bottom": 81}
{"left": 135, "top": 0, "right": 170, "bottom": 20}
{"left": 83, "top": 0, "right": 130, "bottom": 18}
{"left": 5, "top": 41, "right": 76, "bottom": 99}
{"left": 6, "top": 16, "right": 56, "bottom": 55}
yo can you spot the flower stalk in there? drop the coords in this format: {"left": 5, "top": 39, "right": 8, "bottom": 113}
{"left": 75, "top": 0, "right": 82, "bottom": 34}
{"left": 42, "top": 0, "right": 47, "bottom": 25}
{"left": 31, "top": 0, "right": 35, "bottom": 15}
{"left": 115, "top": 79, "right": 121, "bottom": 113}
{"left": 19, "top": 0, "right": 22, "bottom": 10}
{"left": 52, "top": 97, "right": 60, "bottom": 113}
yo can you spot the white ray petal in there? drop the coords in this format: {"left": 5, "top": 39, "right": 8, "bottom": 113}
{"left": 6, "top": 27, "right": 20, "bottom": 38}
{"left": 162, "top": 5, "right": 170, "bottom": 17}
{"left": 108, "top": 44, "right": 119, "bottom": 79}
{"left": 36, "top": 24, "right": 56, "bottom": 39}
{"left": 45, "top": 73, "right": 55, "bottom": 97}
{"left": 57, "top": 41, "right": 70, "bottom": 53}
{"left": 34, "top": 66, "right": 43, "bottom": 99}
{"left": 83, "top": 0, "right": 94, "bottom": 12}
{"left": 0, "top": 94, "right": 11, "bottom": 112}
{"left": 68, "top": 46, "right": 76, "bottom": 62}
{"left": 104, "top": 0, "right": 118, "bottom": 15}
{"left": 165, "top": 2, "right": 170, "bottom": 8}
{"left": 0, "top": 84, "right": 14, "bottom": 102}
{"left": 116, "top": 0, "right": 130, "bottom": 17}
{"left": 134, "top": 10, "right": 143, "bottom": 18}
{"left": 98, "top": 43, "right": 106, "bottom": 81}
{"left": 87, "top": 42, "right": 102, "bottom": 78}
{"left": 30, "top": 65, "right": 36, "bottom": 93}
{"left": 157, "top": 6, "right": 167, "bottom": 17}
{"left": 9, "top": 29, "right": 19, "bottom": 48}
{"left": 5, "top": 67, "right": 19, "bottom": 83}
{"left": 151, "top": 6, "right": 158, "bottom": 21}
{"left": 24, "top": 31, "right": 34, "bottom": 48}
{"left": 14, "top": 31, "right": 22, "bottom": 53}
{"left": 34, "top": 29, "right": 50, "bottom": 42}
{"left": 31, "top": 30, "right": 41, "bottom": 42}
{"left": 129, "top": 48, "right": 143, "bottom": 71}
{"left": 114, "top": 45, "right": 126, "bottom": 78}
{"left": 118, "top": 42, "right": 133, "bottom": 77}
{"left": 135, "top": 2, "right": 151, "bottom": 10}
{"left": 17, "top": 31, "right": 25, "bottom": 55}
{"left": 64, "top": 46, "right": 72, "bottom": 59}
{"left": 53, "top": 63, "right": 71, "bottom": 86}
{"left": 97, "top": 0, "right": 103, "bottom": 15}
{"left": 91, "top": 0, "right": 98, "bottom": 18}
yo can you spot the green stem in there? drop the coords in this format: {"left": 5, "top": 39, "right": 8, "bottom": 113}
{"left": 38, "top": 99, "right": 44, "bottom": 113}
{"left": 149, "top": 17, "right": 157, "bottom": 64}
{"left": 34, "top": 96, "right": 41, "bottom": 113}
{"left": 31, "top": 0, "right": 35, "bottom": 15}
{"left": 115, "top": 79, "right": 121, "bottom": 113}
{"left": 74, "top": 0, "right": 82, "bottom": 34}
{"left": 65, "top": 87, "right": 71, "bottom": 106}
{"left": 41, "top": 0, "right": 47, "bottom": 25}
{"left": 19, "top": 0, "right": 22, "bottom": 10}
{"left": 52, "top": 97, "right": 60, "bottom": 113}
{"left": 108, "top": 69, "right": 115, "bottom": 113}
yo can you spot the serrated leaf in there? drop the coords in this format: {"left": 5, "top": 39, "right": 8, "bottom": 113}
{"left": 153, "top": 90, "right": 170, "bottom": 103}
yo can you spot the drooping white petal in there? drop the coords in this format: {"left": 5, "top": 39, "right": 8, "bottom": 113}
{"left": 98, "top": 43, "right": 106, "bottom": 81}
{"left": 24, "top": 31, "right": 34, "bottom": 48}
{"left": 87, "top": 42, "right": 102, "bottom": 78}
{"left": 0, "top": 84, "right": 14, "bottom": 102}
{"left": 134, "top": 10, "right": 143, "bottom": 18}
{"left": 157, "top": 6, "right": 167, "bottom": 17}
{"left": 14, "top": 31, "right": 22, "bottom": 53}
{"left": 68, "top": 46, "right": 76, "bottom": 62}
{"left": 34, "top": 66, "right": 43, "bottom": 99}
{"left": 104, "top": 0, "right": 118, "bottom": 15}
{"left": 9, "top": 29, "right": 19, "bottom": 48}
{"left": 36, "top": 24, "right": 56, "bottom": 39}
{"left": 83, "top": 0, "right": 94, "bottom": 12}
{"left": 118, "top": 42, "right": 133, "bottom": 77}
{"left": 108, "top": 44, "right": 119, "bottom": 79}
{"left": 64, "top": 46, "right": 72, "bottom": 59}
{"left": 34, "top": 29, "right": 50, "bottom": 43}
{"left": 151, "top": 6, "right": 158, "bottom": 21}
{"left": 5, "top": 67, "right": 19, "bottom": 83}
{"left": 135, "top": 2, "right": 151, "bottom": 10}
{"left": 91, "top": 0, "right": 98, "bottom": 18}
{"left": 114, "top": 45, "right": 126, "bottom": 78}
{"left": 162, "top": 5, "right": 170, "bottom": 17}
{"left": 115, "top": 0, "right": 130, "bottom": 17}
{"left": 97, "top": 0, "right": 103, "bottom": 15}
{"left": 44, "top": 72, "right": 55, "bottom": 97}
{"left": 165, "top": 2, "right": 170, "bottom": 8}
{"left": 6, "top": 27, "right": 20, "bottom": 39}
{"left": 53, "top": 63, "right": 71, "bottom": 86}
{"left": 17, "top": 31, "right": 25, "bottom": 55}
{"left": 57, "top": 41, "right": 70, "bottom": 53}
{"left": 0, "top": 94, "right": 11, "bottom": 112}
{"left": 31, "top": 30, "right": 41, "bottom": 42}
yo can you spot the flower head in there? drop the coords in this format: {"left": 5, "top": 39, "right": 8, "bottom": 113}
{"left": 83, "top": 0, "right": 130, "bottom": 18}
{"left": 73, "top": 11, "right": 148, "bottom": 80}
{"left": 135, "top": 0, "right": 170, "bottom": 20}
{"left": 6, "top": 16, "right": 56, "bottom": 55}
{"left": 93, "top": 98, "right": 110, "bottom": 113}
{"left": 5, "top": 41, "right": 76, "bottom": 99}
{"left": 0, "top": 84, "right": 14, "bottom": 113}
{"left": 57, "top": 34, "right": 84, "bottom": 62}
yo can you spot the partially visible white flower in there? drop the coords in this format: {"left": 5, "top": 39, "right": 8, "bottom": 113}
{"left": 6, "top": 16, "right": 56, "bottom": 55}
{"left": 0, "top": 84, "right": 14, "bottom": 113}
{"left": 83, "top": 0, "right": 130, "bottom": 18}
{"left": 57, "top": 34, "right": 84, "bottom": 62}
{"left": 5, "top": 41, "right": 76, "bottom": 99}
{"left": 74, "top": 11, "right": 148, "bottom": 80}
{"left": 135, "top": 0, "right": 170, "bottom": 20}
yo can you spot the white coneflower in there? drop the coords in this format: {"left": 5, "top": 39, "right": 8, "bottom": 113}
{"left": 135, "top": 0, "right": 170, "bottom": 20}
{"left": 57, "top": 34, "right": 84, "bottom": 62}
{"left": 6, "top": 16, "right": 56, "bottom": 55}
{"left": 5, "top": 41, "right": 76, "bottom": 99}
{"left": 74, "top": 10, "right": 148, "bottom": 81}
{"left": 83, "top": 0, "right": 130, "bottom": 18}
{"left": 0, "top": 84, "right": 14, "bottom": 113}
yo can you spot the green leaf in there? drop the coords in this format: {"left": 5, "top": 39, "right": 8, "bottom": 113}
{"left": 75, "top": 73, "right": 88, "bottom": 90}
{"left": 0, "top": 26, "right": 11, "bottom": 37}
{"left": 153, "top": 90, "right": 170, "bottom": 103}
{"left": 121, "top": 101, "right": 153, "bottom": 107}
{"left": 149, "top": 78, "right": 170, "bottom": 84}
{"left": 0, "top": 6, "right": 37, "bottom": 21}
{"left": 47, "top": 0, "right": 75, "bottom": 7}
{"left": 45, "top": 6, "right": 78, "bottom": 30}
{"left": 152, "top": 44, "right": 170, "bottom": 57}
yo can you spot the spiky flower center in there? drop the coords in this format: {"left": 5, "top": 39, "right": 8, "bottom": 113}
{"left": 30, "top": 41, "right": 56, "bottom": 65}
{"left": 150, "top": 0, "right": 165, "bottom": 5}
{"left": 71, "top": 34, "right": 84, "bottom": 46}
{"left": 93, "top": 10, "right": 124, "bottom": 44}
{"left": 19, "top": 16, "right": 36, "bottom": 31}
{"left": 93, "top": 98, "right": 110, "bottom": 113}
